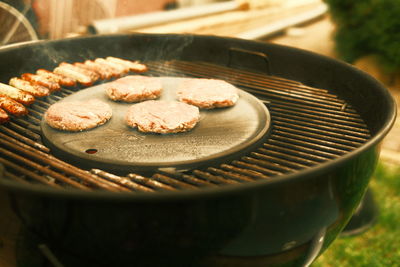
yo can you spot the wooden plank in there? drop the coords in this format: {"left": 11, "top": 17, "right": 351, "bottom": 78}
{"left": 133, "top": 0, "right": 323, "bottom": 37}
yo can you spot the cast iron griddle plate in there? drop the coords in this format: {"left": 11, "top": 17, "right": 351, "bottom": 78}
{"left": 40, "top": 77, "right": 270, "bottom": 173}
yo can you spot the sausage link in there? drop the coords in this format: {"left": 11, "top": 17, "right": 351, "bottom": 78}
{"left": 73, "top": 62, "right": 108, "bottom": 80}
{"left": 54, "top": 65, "right": 93, "bottom": 86}
{"left": 9, "top": 77, "right": 50, "bottom": 97}
{"left": 95, "top": 58, "right": 129, "bottom": 76}
{"left": 0, "top": 95, "right": 28, "bottom": 116}
{"left": 0, "top": 107, "right": 9, "bottom": 123}
{"left": 21, "top": 73, "right": 61, "bottom": 92}
{"left": 85, "top": 60, "right": 120, "bottom": 78}
{"left": 0, "top": 82, "right": 35, "bottom": 105}
{"left": 106, "top": 57, "right": 148, "bottom": 73}
{"left": 36, "top": 69, "right": 76, "bottom": 87}
{"left": 59, "top": 62, "right": 99, "bottom": 83}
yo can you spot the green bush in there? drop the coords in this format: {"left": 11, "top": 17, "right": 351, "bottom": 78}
{"left": 324, "top": 0, "right": 400, "bottom": 72}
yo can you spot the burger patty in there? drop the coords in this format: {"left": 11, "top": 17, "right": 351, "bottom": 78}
{"left": 105, "top": 75, "right": 162, "bottom": 102}
{"left": 45, "top": 99, "right": 112, "bottom": 131}
{"left": 177, "top": 78, "right": 239, "bottom": 109}
{"left": 125, "top": 100, "right": 200, "bottom": 134}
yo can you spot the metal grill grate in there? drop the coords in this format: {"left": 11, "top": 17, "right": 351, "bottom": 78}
{"left": 0, "top": 60, "right": 371, "bottom": 192}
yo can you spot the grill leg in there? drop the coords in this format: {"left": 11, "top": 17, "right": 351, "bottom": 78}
{"left": 340, "top": 188, "right": 378, "bottom": 237}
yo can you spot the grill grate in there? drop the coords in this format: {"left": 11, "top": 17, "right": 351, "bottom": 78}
{"left": 0, "top": 60, "right": 371, "bottom": 192}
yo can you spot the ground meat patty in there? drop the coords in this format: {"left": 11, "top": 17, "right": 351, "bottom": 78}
{"left": 45, "top": 99, "right": 112, "bottom": 131}
{"left": 177, "top": 78, "right": 239, "bottom": 109}
{"left": 105, "top": 75, "right": 162, "bottom": 102}
{"left": 125, "top": 100, "right": 200, "bottom": 134}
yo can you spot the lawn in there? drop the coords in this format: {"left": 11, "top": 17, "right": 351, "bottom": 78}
{"left": 313, "top": 162, "right": 400, "bottom": 267}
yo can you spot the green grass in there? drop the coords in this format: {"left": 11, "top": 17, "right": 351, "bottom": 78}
{"left": 313, "top": 162, "right": 400, "bottom": 267}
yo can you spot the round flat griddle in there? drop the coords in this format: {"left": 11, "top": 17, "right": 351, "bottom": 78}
{"left": 40, "top": 77, "right": 271, "bottom": 173}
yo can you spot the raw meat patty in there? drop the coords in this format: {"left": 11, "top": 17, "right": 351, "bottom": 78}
{"left": 105, "top": 75, "right": 162, "bottom": 102}
{"left": 125, "top": 100, "right": 200, "bottom": 134}
{"left": 177, "top": 78, "right": 239, "bottom": 109}
{"left": 45, "top": 99, "right": 112, "bottom": 131}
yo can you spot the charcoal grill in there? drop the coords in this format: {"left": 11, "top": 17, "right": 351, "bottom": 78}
{"left": 0, "top": 34, "right": 396, "bottom": 267}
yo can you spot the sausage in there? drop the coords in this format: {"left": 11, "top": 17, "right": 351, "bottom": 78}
{"left": 106, "top": 57, "right": 148, "bottom": 73}
{"left": 54, "top": 65, "right": 93, "bottom": 86}
{"left": 21, "top": 73, "right": 61, "bottom": 92}
{"left": 84, "top": 60, "right": 120, "bottom": 78}
{"left": 74, "top": 62, "right": 110, "bottom": 80}
{"left": 0, "top": 95, "right": 28, "bottom": 116}
{"left": 95, "top": 58, "right": 129, "bottom": 76}
{"left": 59, "top": 62, "right": 100, "bottom": 83}
{"left": 75, "top": 61, "right": 109, "bottom": 80}
{"left": 36, "top": 69, "right": 76, "bottom": 87}
{"left": 9, "top": 77, "right": 50, "bottom": 97}
{"left": 0, "top": 107, "right": 9, "bottom": 123}
{"left": 74, "top": 62, "right": 111, "bottom": 80}
{"left": 0, "top": 82, "right": 35, "bottom": 105}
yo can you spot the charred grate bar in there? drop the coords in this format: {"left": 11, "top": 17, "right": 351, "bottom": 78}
{"left": 0, "top": 60, "right": 371, "bottom": 192}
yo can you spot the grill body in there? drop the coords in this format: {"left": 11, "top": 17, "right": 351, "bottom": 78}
{"left": 0, "top": 34, "right": 396, "bottom": 266}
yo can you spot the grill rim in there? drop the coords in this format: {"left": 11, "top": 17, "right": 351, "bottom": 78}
{"left": 0, "top": 33, "right": 396, "bottom": 201}
{"left": 0, "top": 123, "right": 393, "bottom": 202}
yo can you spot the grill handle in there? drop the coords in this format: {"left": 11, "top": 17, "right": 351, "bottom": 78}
{"left": 228, "top": 47, "right": 271, "bottom": 75}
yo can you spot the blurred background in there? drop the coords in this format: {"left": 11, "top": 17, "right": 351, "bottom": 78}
{"left": 0, "top": 0, "right": 399, "bottom": 266}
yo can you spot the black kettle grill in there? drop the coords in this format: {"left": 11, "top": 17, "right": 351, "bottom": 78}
{"left": 0, "top": 33, "right": 396, "bottom": 266}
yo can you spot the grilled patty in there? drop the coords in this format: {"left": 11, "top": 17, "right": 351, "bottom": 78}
{"left": 45, "top": 99, "right": 112, "bottom": 131}
{"left": 105, "top": 75, "right": 162, "bottom": 103}
{"left": 125, "top": 100, "right": 200, "bottom": 134}
{"left": 177, "top": 78, "right": 239, "bottom": 109}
